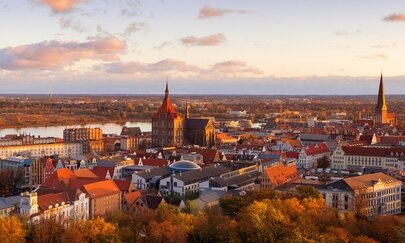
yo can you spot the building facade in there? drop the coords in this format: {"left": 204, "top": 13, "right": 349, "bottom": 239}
{"left": 321, "top": 173, "right": 402, "bottom": 218}
{"left": 0, "top": 142, "right": 83, "bottom": 157}
{"left": 152, "top": 81, "right": 184, "bottom": 148}
{"left": 331, "top": 143, "right": 405, "bottom": 171}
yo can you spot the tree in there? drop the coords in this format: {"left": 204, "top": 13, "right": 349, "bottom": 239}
{"left": 72, "top": 217, "right": 119, "bottom": 243}
{"left": 295, "top": 186, "right": 322, "bottom": 200}
{"left": 317, "top": 156, "right": 330, "bottom": 168}
{"left": 0, "top": 217, "right": 25, "bottom": 243}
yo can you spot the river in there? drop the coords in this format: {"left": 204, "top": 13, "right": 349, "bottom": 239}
{"left": 0, "top": 121, "right": 152, "bottom": 138}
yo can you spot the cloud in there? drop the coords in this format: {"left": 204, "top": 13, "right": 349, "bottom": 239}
{"left": 356, "top": 54, "right": 387, "bottom": 59}
{"left": 207, "top": 60, "right": 263, "bottom": 76}
{"left": 154, "top": 41, "right": 174, "bottom": 50}
{"left": 180, "top": 33, "right": 226, "bottom": 46}
{"left": 59, "top": 17, "right": 89, "bottom": 33}
{"left": 124, "top": 22, "right": 146, "bottom": 36}
{"left": 103, "top": 59, "right": 201, "bottom": 74}
{"left": 39, "top": 0, "right": 81, "bottom": 13}
{"left": 0, "top": 37, "right": 126, "bottom": 70}
{"left": 383, "top": 13, "right": 405, "bottom": 22}
{"left": 199, "top": 5, "right": 249, "bottom": 19}
{"left": 121, "top": 0, "right": 141, "bottom": 17}
{"left": 334, "top": 29, "right": 362, "bottom": 36}
{"left": 101, "top": 59, "right": 263, "bottom": 80}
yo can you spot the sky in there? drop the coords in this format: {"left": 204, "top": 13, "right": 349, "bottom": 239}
{"left": 0, "top": 0, "right": 404, "bottom": 95}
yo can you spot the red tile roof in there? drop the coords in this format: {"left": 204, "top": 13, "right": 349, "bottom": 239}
{"left": 82, "top": 180, "right": 120, "bottom": 199}
{"left": 123, "top": 190, "right": 142, "bottom": 206}
{"left": 342, "top": 146, "right": 405, "bottom": 157}
{"left": 138, "top": 158, "right": 168, "bottom": 167}
{"left": 113, "top": 180, "right": 132, "bottom": 192}
{"left": 304, "top": 143, "right": 329, "bottom": 156}
{"left": 73, "top": 168, "right": 99, "bottom": 179}
{"left": 37, "top": 192, "right": 70, "bottom": 212}
{"left": 264, "top": 163, "right": 300, "bottom": 188}
{"left": 92, "top": 166, "right": 114, "bottom": 179}
{"left": 188, "top": 148, "right": 220, "bottom": 164}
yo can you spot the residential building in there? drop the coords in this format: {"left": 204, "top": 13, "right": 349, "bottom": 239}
{"left": 320, "top": 173, "right": 401, "bottom": 218}
{"left": 0, "top": 196, "right": 20, "bottom": 217}
{"left": 331, "top": 143, "right": 405, "bottom": 171}
{"left": 82, "top": 180, "right": 121, "bottom": 218}
{"left": 0, "top": 142, "right": 83, "bottom": 157}
{"left": 260, "top": 163, "right": 300, "bottom": 189}
{"left": 159, "top": 164, "right": 230, "bottom": 197}
{"left": 297, "top": 143, "right": 330, "bottom": 168}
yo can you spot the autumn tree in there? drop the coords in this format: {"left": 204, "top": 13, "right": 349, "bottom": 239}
{"left": 0, "top": 216, "right": 25, "bottom": 243}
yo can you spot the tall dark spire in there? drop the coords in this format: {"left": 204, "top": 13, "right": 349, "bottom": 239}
{"left": 165, "top": 78, "right": 169, "bottom": 99}
{"left": 376, "top": 72, "right": 386, "bottom": 109}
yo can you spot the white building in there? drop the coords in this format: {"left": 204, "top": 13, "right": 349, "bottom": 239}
{"left": 0, "top": 142, "right": 83, "bottom": 157}
{"left": 331, "top": 143, "right": 405, "bottom": 171}
{"left": 20, "top": 190, "right": 89, "bottom": 222}
{"left": 297, "top": 143, "right": 330, "bottom": 168}
{"left": 320, "top": 172, "right": 401, "bottom": 218}
{"left": 159, "top": 164, "right": 230, "bottom": 197}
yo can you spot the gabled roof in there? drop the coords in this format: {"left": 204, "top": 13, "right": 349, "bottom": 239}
{"left": 92, "top": 166, "right": 114, "bottom": 179}
{"left": 328, "top": 172, "right": 400, "bottom": 191}
{"left": 121, "top": 126, "right": 142, "bottom": 136}
{"left": 264, "top": 163, "right": 299, "bottom": 188}
{"left": 82, "top": 180, "right": 120, "bottom": 199}
{"left": 342, "top": 146, "right": 405, "bottom": 157}
{"left": 145, "top": 195, "right": 165, "bottom": 210}
{"left": 139, "top": 158, "right": 168, "bottom": 167}
{"left": 73, "top": 168, "right": 99, "bottom": 179}
{"left": 188, "top": 148, "right": 220, "bottom": 164}
{"left": 37, "top": 192, "right": 70, "bottom": 212}
{"left": 123, "top": 190, "right": 142, "bottom": 206}
{"left": 304, "top": 143, "right": 329, "bottom": 156}
{"left": 41, "top": 168, "right": 76, "bottom": 189}
{"left": 134, "top": 166, "right": 172, "bottom": 180}
{"left": 113, "top": 180, "right": 132, "bottom": 192}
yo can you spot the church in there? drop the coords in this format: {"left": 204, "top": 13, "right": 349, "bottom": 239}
{"left": 375, "top": 73, "right": 396, "bottom": 125}
{"left": 152, "top": 81, "right": 216, "bottom": 148}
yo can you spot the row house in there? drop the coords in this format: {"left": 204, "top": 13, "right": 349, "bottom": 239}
{"left": 297, "top": 143, "right": 330, "bottom": 168}
{"left": 331, "top": 144, "right": 405, "bottom": 171}
{"left": 320, "top": 172, "right": 401, "bottom": 218}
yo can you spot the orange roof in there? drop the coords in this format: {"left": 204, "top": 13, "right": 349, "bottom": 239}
{"left": 92, "top": 166, "right": 114, "bottom": 179}
{"left": 113, "top": 180, "right": 132, "bottom": 192}
{"left": 37, "top": 192, "right": 70, "bottom": 212}
{"left": 41, "top": 168, "right": 76, "bottom": 189}
{"left": 73, "top": 168, "right": 99, "bottom": 179}
{"left": 139, "top": 158, "right": 168, "bottom": 167}
{"left": 82, "top": 180, "right": 120, "bottom": 199}
{"left": 123, "top": 190, "right": 142, "bottom": 206}
{"left": 304, "top": 143, "right": 329, "bottom": 156}
{"left": 264, "top": 163, "right": 299, "bottom": 188}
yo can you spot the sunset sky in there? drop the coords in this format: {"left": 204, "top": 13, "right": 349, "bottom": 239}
{"left": 0, "top": 0, "right": 404, "bottom": 94}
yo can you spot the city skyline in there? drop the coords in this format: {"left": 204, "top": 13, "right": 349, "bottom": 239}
{"left": 0, "top": 0, "right": 404, "bottom": 94}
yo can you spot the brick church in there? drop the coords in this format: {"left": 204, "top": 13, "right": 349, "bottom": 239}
{"left": 152, "top": 81, "right": 216, "bottom": 148}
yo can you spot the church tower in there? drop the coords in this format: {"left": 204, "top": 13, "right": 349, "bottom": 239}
{"left": 375, "top": 73, "right": 387, "bottom": 125}
{"left": 152, "top": 80, "right": 184, "bottom": 148}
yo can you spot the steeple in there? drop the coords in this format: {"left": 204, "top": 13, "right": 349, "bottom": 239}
{"left": 376, "top": 72, "right": 386, "bottom": 109}
{"left": 375, "top": 72, "right": 388, "bottom": 124}
{"left": 165, "top": 78, "right": 169, "bottom": 99}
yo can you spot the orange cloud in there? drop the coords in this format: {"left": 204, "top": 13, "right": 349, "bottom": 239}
{"left": 384, "top": 13, "right": 405, "bottom": 21}
{"left": 40, "top": 0, "right": 81, "bottom": 12}
{"left": 211, "top": 60, "right": 263, "bottom": 75}
{"left": 0, "top": 37, "right": 126, "bottom": 70}
{"left": 180, "top": 33, "right": 226, "bottom": 46}
{"left": 199, "top": 5, "right": 249, "bottom": 19}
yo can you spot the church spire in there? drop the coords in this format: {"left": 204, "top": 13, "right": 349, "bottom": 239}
{"left": 376, "top": 72, "right": 386, "bottom": 109}
{"left": 165, "top": 78, "right": 169, "bottom": 99}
